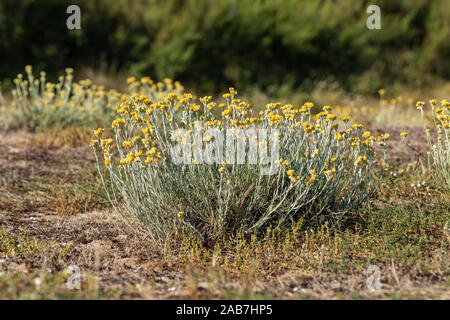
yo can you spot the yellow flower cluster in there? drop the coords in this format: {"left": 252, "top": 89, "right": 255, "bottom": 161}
{"left": 286, "top": 169, "right": 299, "bottom": 182}
{"left": 5, "top": 65, "right": 185, "bottom": 130}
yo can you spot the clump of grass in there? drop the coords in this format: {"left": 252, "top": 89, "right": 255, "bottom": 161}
{"left": 93, "top": 87, "right": 389, "bottom": 244}
{"left": 0, "top": 229, "right": 54, "bottom": 258}
{"left": 0, "top": 268, "right": 103, "bottom": 299}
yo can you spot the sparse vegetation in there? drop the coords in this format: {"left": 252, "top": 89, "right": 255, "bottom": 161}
{"left": 0, "top": 112, "right": 448, "bottom": 299}
{"left": 0, "top": 0, "right": 449, "bottom": 301}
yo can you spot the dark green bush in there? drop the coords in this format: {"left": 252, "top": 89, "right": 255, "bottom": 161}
{"left": 0, "top": 0, "right": 448, "bottom": 95}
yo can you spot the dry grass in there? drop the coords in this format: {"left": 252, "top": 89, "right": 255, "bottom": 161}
{"left": 0, "top": 128, "right": 448, "bottom": 299}
{"left": 0, "top": 130, "right": 111, "bottom": 215}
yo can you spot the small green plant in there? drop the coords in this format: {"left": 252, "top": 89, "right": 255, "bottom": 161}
{"left": 0, "top": 229, "right": 54, "bottom": 257}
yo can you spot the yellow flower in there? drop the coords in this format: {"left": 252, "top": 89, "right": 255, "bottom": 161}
{"left": 305, "top": 176, "right": 312, "bottom": 185}
{"left": 177, "top": 211, "right": 185, "bottom": 218}
{"left": 362, "top": 131, "right": 371, "bottom": 139}
{"left": 122, "top": 141, "right": 133, "bottom": 148}
{"left": 190, "top": 104, "right": 201, "bottom": 111}
{"left": 324, "top": 167, "right": 336, "bottom": 178}
{"left": 354, "top": 156, "right": 367, "bottom": 166}
{"left": 327, "top": 114, "right": 337, "bottom": 120}
{"left": 101, "top": 138, "right": 114, "bottom": 149}
{"left": 286, "top": 169, "right": 295, "bottom": 176}
{"left": 120, "top": 152, "right": 134, "bottom": 165}
{"left": 203, "top": 136, "right": 215, "bottom": 142}
{"left": 112, "top": 118, "right": 125, "bottom": 128}
{"left": 94, "top": 128, "right": 104, "bottom": 137}
{"left": 400, "top": 132, "right": 408, "bottom": 137}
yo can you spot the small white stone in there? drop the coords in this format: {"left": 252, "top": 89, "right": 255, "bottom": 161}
{"left": 34, "top": 277, "right": 42, "bottom": 287}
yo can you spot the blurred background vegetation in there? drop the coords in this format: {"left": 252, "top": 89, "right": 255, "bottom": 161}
{"left": 0, "top": 0, "right": 449, "bottom": 100}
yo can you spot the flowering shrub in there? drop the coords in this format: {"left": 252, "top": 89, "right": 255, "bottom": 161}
{"left": 1, "top": 66, "right": 121, "bottom": 130}
{"left": 126, "top": 76, "right": 184, "bottom": 102}
{"left": 92, "top": 88, "right": 389, "bottom": 243}
{"left": 1, "top": 66, "right": 184, "bottom": 131}
{"left": 416, "top": 99, "right": 450, "bottom": 189}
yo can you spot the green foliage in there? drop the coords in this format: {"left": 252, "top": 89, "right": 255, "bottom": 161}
{"left": 0, "top": 0, "right": 448, "bottom": 95}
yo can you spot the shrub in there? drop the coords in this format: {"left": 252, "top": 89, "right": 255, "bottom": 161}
{"left": 1, "top": 66, "right": 122, "bottom": 130}
{"left": 92, "top": 88, "right": 388, "bottom": 243}
{"left": 0, "top": 66, "right": 184, "bottom": 130}
{"left": 416, "top": 99, "right": 450, "bottom": 189}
